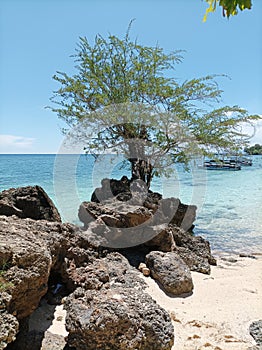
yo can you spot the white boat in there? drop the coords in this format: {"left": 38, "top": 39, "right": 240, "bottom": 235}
{"left": 200, "top": 158, "right": 241, "bottom": 171}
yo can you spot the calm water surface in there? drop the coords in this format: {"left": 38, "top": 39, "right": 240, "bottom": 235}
{"left": 0, "top": 154, "right": 261, "bottom": 253}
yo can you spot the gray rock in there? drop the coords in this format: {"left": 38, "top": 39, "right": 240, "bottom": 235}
{"left": 159, "top": 197, "right": 196, "bottom": 231}
{"left": 79, "top": 200, "right": 153, "bottom": 228}
{"left": 171, "top": 225, "right": 217, "bottom": 269}
{"left": 250, "top": 320, "right": 262, "bottom": 346}
{"left": 0, "top": 186, "right": 61, "bottom": 222}
{"left": 0, "top": 312, "right": 19, "bottom": 350}
{"left": 65, "top": 286, "right": 174, "bottom": 350}
{"left": 0, "top": 293, "right": 19, "bottom": 350}
{"left": 64, "top": 251, "right": 145, "bottom": 294}
{"left": 0, "top": 215, "right": 84, "bottom": 320}
{"left": 84, "top": 177, "right": 197, "bottom": 232}
{"left": 146, "top": 251, "right": 193, "bottom": 295}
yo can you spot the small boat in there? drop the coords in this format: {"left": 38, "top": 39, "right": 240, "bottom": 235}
{"left": 200, "top": 159, "right": 241, "bottom": 171}
{"left": 230, "top": 155, "right": 252, "bottom": 166}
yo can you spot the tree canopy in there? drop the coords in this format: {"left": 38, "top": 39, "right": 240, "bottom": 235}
{"left": 203, "top": 0, "right": 252, "bottom": 21}
{"left": 50, "top": 26, "right": 259, "bottom": 188}
{"left": 244, "top": 144, "right": 262, "bottom": 155}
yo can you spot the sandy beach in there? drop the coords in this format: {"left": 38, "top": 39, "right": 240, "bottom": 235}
{"left": 28, "top": 253, "right": 262, "bottom": 350}
{"left": 142, "top": 253, "right": 262, "bottom": 350}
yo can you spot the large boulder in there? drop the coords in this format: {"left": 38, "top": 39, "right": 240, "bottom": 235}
{"left": 0, "top": 186, "right": 61, "bottom": 222}
{"left": 79, "top": 200, "right": 153, "bottom": 228}
{"left": 65, "top": 253, "right": 174, "bottom": 350}
{"left": 0, "top": 215, "right": 84, "bottom": 320}
{"left": 65, "top": 287, "right": 174, "bottom": 350}
{"left": 78, "top": 196, "right": 199, "bottom": 250}
{"left": 88, "top": 177, "right": 196, "bottom": 232}
{"left": 0, "top": 216, "right": 53, "bottom": 320}
{"left": 146, "top": 251, "right": 194, "bottom": 295}
{"left": 146, "top": 224, "right": 216, "bottom": 274}
{"left": 250, "top": 320, "right": 262, "bottom": 347}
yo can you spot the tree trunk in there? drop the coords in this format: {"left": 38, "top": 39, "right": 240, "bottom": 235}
{"left": 130, "top": 158, "right": 153, "bottom": 189}
{"left": 127, "top": 137, "right": 153, "bottom": 189}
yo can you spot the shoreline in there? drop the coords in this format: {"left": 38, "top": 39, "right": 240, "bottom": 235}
{"left": 142, "top": 252, "right": 262, "bottom": 350}
{"left": 28, "top": 252, "right": 262, "bottom": 350}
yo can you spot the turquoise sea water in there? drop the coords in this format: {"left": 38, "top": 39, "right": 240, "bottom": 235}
{"left": 0, "top": 154, "right": 261, "bottom": 253}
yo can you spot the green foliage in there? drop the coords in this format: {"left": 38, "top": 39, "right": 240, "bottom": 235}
{"left": 244, "top": 144, "right": 262, "bottom": 155}
{"left": 49, "top": 25, "right": 260, "bottom": 187}
{"left": 203, "top": 0, "right": 252, "bottom": 21}
{"left": 0, "top": 261, "right": 13, "bottom": 292}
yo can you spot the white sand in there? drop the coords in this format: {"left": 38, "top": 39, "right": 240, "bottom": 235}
{"left": 142, "top": 253, "right": 262, "bottom": 350}
{"left": 29, "top": 300, "right": 68, "bottom": 337}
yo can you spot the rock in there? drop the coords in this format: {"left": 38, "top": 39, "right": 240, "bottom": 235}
{"left": 0, "top": 312, "right": 19, "bottom": 350}
{"left": 171, "top": 225, "right": 217, "bottom": 271}
{"left": 239, "top": 253, "right": 256, "bottom": 259}
{"left": 0, "top": 183, "right": 216, "bottom": 350}
{"left": 65, "top": 287, "right": 174, "bottom": 350}
{"left": 144, "top": 226, "right": 176, "bottom": 252}
{"left": 159, "top": 197, "right": 196, "bottom": 231}
{"left": 250, "top": 320, "right": 262, "bottom": 346}
{"left": 62, "top": 251, "right": 143, "bottom": 294}
{"left": 63, "top": 252, "right": 174, "bottom": 349}
{"left": 0, "top": 216, "right": 52, "bottom": 319}
{"left": 88, "top": 177, "right": 196, "bottom": 231}
{"left": 91, "top": 177, "right": 131, "bottom": 202}
{"left": 40, "top": 332, "right": 67, "bottom": 350}
{"left": 63, "top": 257, "right": 109, "bottom": 292}
{"left": 78, "top": 197, "right": 199, "bottom": 250}
{"left": 79, "top": 200, "right": 153, "bottom": 228}
{"left": 141, "top": 267, "right": 150, "bottom": 276}
{"left": 0, "top": 215, "right": 85, "bottom": 320}
{"left": 0, "top": 293, "right": 19, "bottom": 350}
{"left": 138, "top": 262, "right": 151, "bottom": 276}
{"left": 138, "top": 262, "right": 147, "bottom": 271}
{"left": 143, "top": 224, "right": 216, "bottom": 274}
{"left": 146, "top": 251, "right": 193, "bottom": 295}
{"left": 175, "top": 246, "right": 211, "bottom": 274}
{"left": 0, "top": 186, "right": 61, "bottom": 222}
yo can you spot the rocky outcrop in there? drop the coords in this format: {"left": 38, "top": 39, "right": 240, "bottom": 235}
{"left": 66, "top": 287, "right": 174, "bottom": 350}
{"left": 0, "top": 216, "right": 52, "bottom": 319}
{"left": 79, "top": 200, "right": 153, "bottom": 228}
{"left": 65, "top": 253, "right": 174, "bottom": 350}
{"left": 146, "top": 251, "right": 193, "bottom": 295}
{"left": 0, "top": 293, "right": 19, "bottom": 350}
{"left": 250, "top": 320, "right": 262, "bottom": 347}
{"left": 144, "top": 225, "right": 216, "bottom": 275}
{"left": 88, "top": 177, "right": 197, "bottom": 232}
{"left": 0, "top": 182, "right": 217, "bottom": 350}
{"left": 79, "top": 199, "right": 215, "bottom": 273}
{"left": 0, "top": 312, "right": 19, "bottom": 350}
{"left": 0, "top": 215, "right": 175, "bottom": 350}
{"left": 0, "top": 186, "right": 61, "bottom": 222}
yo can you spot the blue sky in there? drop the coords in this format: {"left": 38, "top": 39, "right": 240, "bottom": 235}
{"left": 0, "top": 0, "right": 261, "bottom": 153}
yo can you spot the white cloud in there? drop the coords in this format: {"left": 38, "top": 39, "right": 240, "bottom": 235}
{"left": 241, "top": 118, "right": 262, "bottom": 145}
{"left": 251, "top": 119, "right": 262, "bottom": 145}
{"left": 0, "top": 134, "right": 35, "bottom": 152}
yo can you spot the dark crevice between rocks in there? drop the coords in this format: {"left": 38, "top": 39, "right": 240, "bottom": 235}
{"left": 46, "top": 272, "right": 70, "bottom": 305}
{"left": 117, "top": 245, "right": 152, "bottom": 268}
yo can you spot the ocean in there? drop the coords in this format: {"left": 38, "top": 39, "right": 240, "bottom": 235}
{"left": 0, "top": 153, "right": 261, "bottom": 254}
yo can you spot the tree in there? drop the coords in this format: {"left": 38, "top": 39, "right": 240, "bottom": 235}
{"left": 203, "top": 0, "right": 252, "bottom": 21}
{"left": 49, "top": 26, "right": 260, "bottom": 188}
{"left": 244, "top": 144, "right": 262, "bottom": 155}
